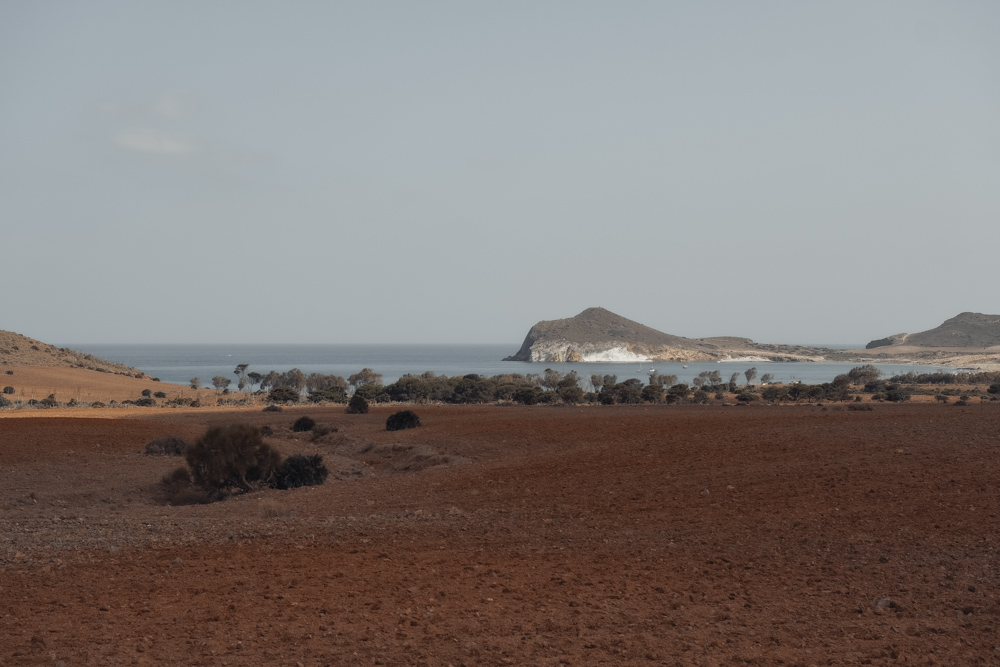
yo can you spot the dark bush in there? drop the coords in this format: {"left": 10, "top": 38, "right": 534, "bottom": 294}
{"left": 4, "top": 370, "right": 12, "bottom": 375}
{"left": 268, "top": 387, "right": 300, "bottom": 404}
{"left": 262, "top": 404, "right": 283, "bottom": 412}
{"left": 90, "top": 401, "right": 106, "bottom": 408}
{"left": 293, "top": 415, "right": 316, "bottom": 432}
{"left": 735, "top": 392, "right": 760, "bottom": 403}
{"left": 0, "top": 395, "right": 10, "bottom": 408}
{"left": 386, "top": 410, "right": 421, "bottom": 431}
{"left": 185, "top": 423, "right": 281, "bottom": 494}
{"left": 154, "top": 391, "right": 167, "bottom": 399}
{"left": 848, "top": 403, "right": 874, "bottom": 411}
{"left": 2, "top": 386, "right": 14, "bottom": 394}
{"left": 273, "top": 454, "right": 329, "bottom": 489}
{"left": 135, "top": 397, "right": 155, "bottom": 407}
{"left": 145, "top": 435, "right": 189, "bottom": 456}
{"left": 40, "top": 395, "right": 59, "bottom": 408}
{"left": 141, "top": 389, "right": 152, "bottom": 398}
{"left": 346, "top": 394, "right": 369, "bottom": 414}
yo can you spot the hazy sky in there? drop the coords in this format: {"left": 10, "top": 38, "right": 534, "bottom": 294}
{"left": 3, "top": 1, "right": 998, "bottom": 346}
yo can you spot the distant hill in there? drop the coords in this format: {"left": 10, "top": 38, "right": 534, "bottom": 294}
{"left": 866, "top": 312, "right": 1000, "bottom": 349}
{"left": 0, "top": 330, "right": 146, "bottom": 377}
{"left": 505, "top": 307, "right": 772, "bottom": 363}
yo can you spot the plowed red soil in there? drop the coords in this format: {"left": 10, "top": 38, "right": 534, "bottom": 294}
{"left": 2, "top": 403, "right": 999, "bottom": 665}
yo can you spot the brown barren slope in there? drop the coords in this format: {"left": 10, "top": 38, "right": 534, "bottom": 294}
{"left": 2, "top": 402, "right": 999, "bottom": 665}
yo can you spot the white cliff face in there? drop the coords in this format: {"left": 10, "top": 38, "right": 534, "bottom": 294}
{"left": 524, "top": 340, "right": 716, "bottom": 363}
{"left": 528, "top": 342, "right": 650, "bottom": 363}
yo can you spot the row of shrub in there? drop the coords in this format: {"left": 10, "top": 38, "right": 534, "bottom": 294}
{"left": 153, "top": 424, "right": 330, "bottom": 504}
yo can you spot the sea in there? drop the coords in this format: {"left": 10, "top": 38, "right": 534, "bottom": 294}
{"left": 66, "top": 343, "right": 959, "bottom": 391}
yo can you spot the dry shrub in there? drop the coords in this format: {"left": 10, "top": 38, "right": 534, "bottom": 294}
{"left": 157, "top": 467, "right": 215, "bottom": 505}
{"left": 185, "top": 423, "right": 281, "bottom": 495}
{"left": 145, "top": 435, "right": 189, "bottom": 456}
{"left": 346, "top": 394, "right": 369, "bottom": 414}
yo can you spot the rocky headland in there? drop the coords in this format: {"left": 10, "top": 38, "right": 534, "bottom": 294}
{"left": 503, "top": 307, "right": 836, "bottom": 364}
{"left": 505, "top": 308, "right": 1000, "bottom": 370}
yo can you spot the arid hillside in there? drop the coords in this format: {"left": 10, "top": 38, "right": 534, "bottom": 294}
{"left": 0, "top": 330, "right": 146, "bottom": 377}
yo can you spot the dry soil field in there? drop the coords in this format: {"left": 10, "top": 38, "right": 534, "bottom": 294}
{"left": 2, "top": 392, "right": 999, "bottom": 665}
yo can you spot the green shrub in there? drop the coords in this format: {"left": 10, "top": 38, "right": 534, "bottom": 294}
{"left": 273, "top": 454, "right": 329, "bottom": 489}
{"left": 346, "top": 394, "right": 369, "bottom": 414}
{"left": 184, "top": 424, "right": 281, "bottom": 495}
{"left": 292, "top": 415, "right": 316, "bottom": 432}
{"left": 386, "top": 410, "right": 421, "bottom": 431}
{"left": 145, "top": 435, "right": 189, "bottom": 456}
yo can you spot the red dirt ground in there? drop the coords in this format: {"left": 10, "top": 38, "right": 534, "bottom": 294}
{"left": 1, "top": 403, "right": 999, "bottom": 665}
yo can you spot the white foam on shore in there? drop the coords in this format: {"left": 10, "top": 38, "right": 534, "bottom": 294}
{"left": 716, "top": 355, "right": 771, "bottom": 363}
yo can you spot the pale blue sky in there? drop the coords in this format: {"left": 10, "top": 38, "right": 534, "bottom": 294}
{"left": 2, "top": 1, "right": 998, "bottom": 345}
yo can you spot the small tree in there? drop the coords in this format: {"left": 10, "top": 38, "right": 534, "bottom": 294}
{"left": 234, "top": 364, "right": 250, "bottom": 391}
{"left": 212, "top": 376, "right": 232, "bottom": 391}
{"left": 744, "top": 367, "right": 758, "bottom": 386}
{"left": 760, "top": 373, "right": 773, "bottom": 384}
{"left": 349, "top": 368, "right": 383, "bottom": 391}
{"left": 190, "top": 377, "right": 201, "bottom": 390}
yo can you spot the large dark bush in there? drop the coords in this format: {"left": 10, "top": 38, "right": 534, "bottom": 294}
{"left": 2, "top": 386, "right": 14, "bottom": 394}
{"left": 273, "top": 454, "right": 329, "bottom": 489}
{"left": 184, "top": 423, "right": 281, "bottom": 494}
{"left": 292, "top": 415, "right": 316, "bottom": 432}
{"left": 386, "top": 410, "right": 421, "bottom": 431}
{"left": 145, "top": 435, "right": 189, "bottom": 456}
{"left": 262, "top": 404, "right": 283, "bottom": 413}
{"left": 0, "top": 395, "right": 10, "bottom": 408}
{"left": 346, "top": 394, "right": 369, "bottom": 414}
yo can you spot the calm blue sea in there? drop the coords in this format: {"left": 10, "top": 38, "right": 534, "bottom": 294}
{"left": 67, "top": 344, "right": 958, "bottom": 391}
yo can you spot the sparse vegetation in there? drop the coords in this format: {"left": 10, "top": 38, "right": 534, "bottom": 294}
{"left": 145, "top": 435, "right": 189, "bottom": 456}
{"left": 262, "top": 404, "right": 283, "bottom": 412}
{"left": 158, "top": 423, "right": 329, "bottom": 504}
